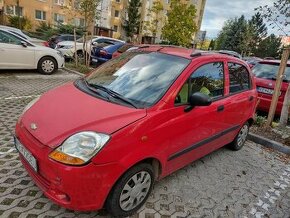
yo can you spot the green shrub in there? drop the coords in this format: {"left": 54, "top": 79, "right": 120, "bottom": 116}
{"left": 254, "top": 114, "right": 267, "bottom": 127}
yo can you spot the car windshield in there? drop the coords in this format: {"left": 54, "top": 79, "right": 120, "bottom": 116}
{"left": 252, "top": 63, "right": 290, "bottom": 81}
{"left": 85, "top": 51, "right": 190, "bottom": 108}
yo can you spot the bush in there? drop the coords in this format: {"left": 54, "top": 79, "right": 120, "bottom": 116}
{"left": 254, "top": 114, "right": 267, "bottom": 127}
{"left": 8, "top": 16, "right": 32, "bottom": 31}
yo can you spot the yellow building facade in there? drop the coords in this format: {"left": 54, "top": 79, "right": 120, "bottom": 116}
{"left": 1, "top": 0, "right": 86, "bottom": 31}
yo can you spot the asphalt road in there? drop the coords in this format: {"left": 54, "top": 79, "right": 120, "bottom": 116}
{"left": 0, "top": 69, "right": 289, "bottom": 218}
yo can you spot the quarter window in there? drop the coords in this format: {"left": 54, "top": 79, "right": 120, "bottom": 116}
{"left": 175, "top": 62, "right": 224, "bottom": 105}
{"left": 228, "top": 62, "right": 250, "bottom": 94}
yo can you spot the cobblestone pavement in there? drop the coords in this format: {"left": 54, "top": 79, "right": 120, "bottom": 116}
{"left": 0, "top": 70, "right": 290, "bottom": 218}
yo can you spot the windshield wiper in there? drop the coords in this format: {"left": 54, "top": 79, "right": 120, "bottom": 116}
{"left": 85, "top": 81, "right": 138, "bottom": 108}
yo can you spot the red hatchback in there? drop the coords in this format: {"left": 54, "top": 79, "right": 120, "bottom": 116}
{"left": 15, "top": 47, "right": 257, "bottom": 217}
{"left": 252, "top": 60, "right": 290, "bottom": 115}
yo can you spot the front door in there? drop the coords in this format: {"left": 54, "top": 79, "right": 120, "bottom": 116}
{"left": 0, "top": 30, "right": 35, "bottom": 69}
{"left": 164, "top": 60, "right": 235, "bottom": 175}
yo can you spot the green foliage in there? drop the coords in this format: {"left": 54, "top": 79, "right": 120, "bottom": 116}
{"left": 254, "top": 115, "right": 267, "bottom": 127}
{"left": 254, "top": 34, "right": 282, "bottom": 58}
{"left": 123, "top": 0, "right": 141, "bottom": 38}
{"left": 77, "top": 0, "right": 101, "bottom": 31}
{"left": 66, "top": 62, "right": 92, "bottom": 74}
{"left": 8, "top": 16, "right": 32, "bottom": 31}
{"left": 162, "top": 0, "right": 197, "bottom": 47}
{"left": 208, "top": 39, "right": 215, "bottom": 50}
{"left": 143, "top": 0, "right": 164, "bottom": 39}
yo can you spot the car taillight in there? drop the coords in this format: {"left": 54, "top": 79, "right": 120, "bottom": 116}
{"left": 43, "top": 41, "right": 49, "bottom": 47}
{"left": 100, "top": 50, "right": 108, "bottom": 56}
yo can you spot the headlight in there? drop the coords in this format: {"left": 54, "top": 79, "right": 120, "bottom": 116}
{"left": 49, "top": 131, "right": 110, "bottom": 165}
{"left": 22, "top": 96, "right": 40, "bottom": 115}
{"left": 57, "top": 51, "right": 63, "bottom": 57}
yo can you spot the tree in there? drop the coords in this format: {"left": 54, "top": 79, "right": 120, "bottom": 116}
{"left": 123, "top": 0, "right": 141, "bottom": 40}
{"left": 254, "top": 34, "right": 282, "bottom": 58}
{"left": 208, "top": 39, "right": 215, "bottom": 50}
{"left": 162, "top": 0, "right": 197, "bottom": 47}
{"left": 143, "top": 0, "right": 164, "bottom": 43}
{"left": 256, "top": 0, "right": 290, "bottom": 35}
{"left": 77, "top": 0, "right": 101, "bottom": 32}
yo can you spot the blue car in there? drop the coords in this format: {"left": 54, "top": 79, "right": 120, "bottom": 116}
{"left": 91, "top": 42, "right": 125, "bottom": 65}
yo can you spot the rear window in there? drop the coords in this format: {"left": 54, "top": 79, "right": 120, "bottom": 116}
{"left": 252, "top": 63, "right": 290, "bottom": 82}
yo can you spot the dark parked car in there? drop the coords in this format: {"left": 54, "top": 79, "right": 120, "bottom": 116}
{"left": 243, "top": 57, "right": 263, "bottom": 68}
{"left": 48, "top": 34, "right": 81, "bottom": 49}
{"left": 91, "top": 42, "right": 125, "bottom": 65}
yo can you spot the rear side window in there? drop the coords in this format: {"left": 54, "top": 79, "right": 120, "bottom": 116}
{"left": 175, "top": 62, "right": 225, "bottom": 105}
{"left": 228, "top": 63, "right": 251, "bottom": 94}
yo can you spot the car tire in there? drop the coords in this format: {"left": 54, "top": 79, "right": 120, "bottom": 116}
{"left": 37, "top": 57, "right": 57, "bottom": 75}
{"left": 229, "top": 122, "right": 249, "bottom": 151}
{"left": 106, "top": 163, "right": 154, "bottom": 217}
{"left": 75, "top": 50, "right": 84, "bottom": 59}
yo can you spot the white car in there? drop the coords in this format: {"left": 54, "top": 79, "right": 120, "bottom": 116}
{"left": 0, "top": 29, "right": 64, "bottom": 74}
{"left": 0, "top": 25, "right": 46, "bottom": 46}
{"left": 56, "top": 36, "right": 125, "bottom": 59}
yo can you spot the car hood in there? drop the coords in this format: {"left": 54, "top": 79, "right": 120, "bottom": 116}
{"left": 57, "top": 41, "right": 75, "bottom": 46}
{"left": 21, "top": 83, "right": 147, "bottom": 148}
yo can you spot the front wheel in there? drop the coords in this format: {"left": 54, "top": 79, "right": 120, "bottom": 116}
{"left": 106, "top": 163, "right": 154, "bottom": 217}
{"left": 37, "top": 57, "right": 57, "bottom": 75}
{"left": 229, "top": 122, "right": 249, "bottom": 151}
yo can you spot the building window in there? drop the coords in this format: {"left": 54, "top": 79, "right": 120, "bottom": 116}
{"left": 74, "top": 0, "right": 81, "bottom": 9}
{"left": 54, "top": 13, "right": 65, "bottom": 24}
{"left": 114, "top": 10, "right": 119, "bottom": 17}
{"left": 54, "top": 0, "right": 65, "bottom": 6}
{"left": 5, "top": 5, "right": 23, "bottom": 16}
{"left": 113, "top": 25, "right": 118, "bottom": 32}
{"left": 116, "top": 0, "right": 120, "bottom": 2}
{"left": 74, "top": 18, "right": 85, "bottom": 27}
{"left": 35, "top": 10, "right": 46, "bottom": 20}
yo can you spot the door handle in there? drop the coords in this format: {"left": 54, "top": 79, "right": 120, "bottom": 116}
{"left": 217, "top": 105, "right": 224, "bottom": 112}
{"left": 249, "top": 96, "right": 254, "bottom": 101}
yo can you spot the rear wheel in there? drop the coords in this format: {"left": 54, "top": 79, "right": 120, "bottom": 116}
{"left": 37, "top": 57, "right": 57, "bottom": 75}
{"left": 106, "top": 163, "right": 154, "bottom": 217}
{"left": 229, "top": 122, "right": 249, "bottom": 151}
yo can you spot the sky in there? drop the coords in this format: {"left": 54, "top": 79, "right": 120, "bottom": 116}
{"left": 200, "top": 0, "right": 288, "bottom": 39}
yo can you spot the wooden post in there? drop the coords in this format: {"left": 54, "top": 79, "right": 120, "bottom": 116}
{"left": 266, "top": 48, "right": 290, "bottom": 126}
{"left": 74, "top": 28, "right": 78, "bottom": 67}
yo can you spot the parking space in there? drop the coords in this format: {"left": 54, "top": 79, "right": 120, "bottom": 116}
{"left": 0, "top": 70, "right": 289, "bottom": 218}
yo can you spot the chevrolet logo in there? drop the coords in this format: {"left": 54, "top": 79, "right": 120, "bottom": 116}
{"left": 30, "top": 123, "right": 37, "bottom": 130}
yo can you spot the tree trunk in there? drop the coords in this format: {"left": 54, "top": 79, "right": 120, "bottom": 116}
{"left": 74, "top": 28, "right": 78, "bottom": 67}
{"left": 279, "top": 83, "right": 290, "bottom": 127}
{"left": 267, "top": 48, "right": 290, "bottom": 126}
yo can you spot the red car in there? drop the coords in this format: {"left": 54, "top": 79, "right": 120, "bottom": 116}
{"left": 252, "top": 60, "right": 290, "bottom": 115}
{"left": 15, "top": 47, "right": 257, "bottom": 217}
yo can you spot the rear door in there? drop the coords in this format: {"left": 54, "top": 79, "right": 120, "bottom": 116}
{"left": 0, "top": 30, "right": 35, "bottom": 69}
{"left": 223, "top": 61, "right": 255, "bottom": 131}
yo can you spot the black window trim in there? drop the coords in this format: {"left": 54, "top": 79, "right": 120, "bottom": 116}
{"left": 174, "top": 60, "right": 226, "bottom": 107}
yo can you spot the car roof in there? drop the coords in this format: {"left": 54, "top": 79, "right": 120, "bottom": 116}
{"left": 136, "top": 46, "right": 245, "bottom": 62}
{"left": 0, "top": 25, "right": 31, "bottom": 40}
{"left": 0, "top": 28, "right": 35, "bottom": 45}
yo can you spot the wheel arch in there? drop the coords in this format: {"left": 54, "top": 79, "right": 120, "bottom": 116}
{"left": 37, "top": 55, "right": 58, "bottom": 70}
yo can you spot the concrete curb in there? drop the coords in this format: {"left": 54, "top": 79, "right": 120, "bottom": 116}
{"left": 62, "top": 67, "right": 84, "bottom": 77}
{"left": 248, "top": 132, "right": 290, "bottom": 155}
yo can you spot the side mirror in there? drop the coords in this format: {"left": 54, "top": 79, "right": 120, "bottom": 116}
{"left": 189, "top": 92, "right": 212, "bottom": 106}
{"left": 185, "top": 92, "right": 212, "bottom": 112}
{"left": 21, "top": 41, "right": 28, "bottom": 47}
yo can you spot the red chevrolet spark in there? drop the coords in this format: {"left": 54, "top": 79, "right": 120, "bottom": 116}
{"left": 15, "top": 47, "right": 257, "bottom": 217}
{"left": 252, "top": 60, "right": 290, "bottom": 115}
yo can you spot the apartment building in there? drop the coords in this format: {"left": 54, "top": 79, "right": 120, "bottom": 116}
{"left": 1, "top": 0, "right": 86, "bottom": 31}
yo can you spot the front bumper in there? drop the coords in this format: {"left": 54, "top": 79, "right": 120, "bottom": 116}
{"left": 15, "top": 122, "right": 125, "bottom": 211}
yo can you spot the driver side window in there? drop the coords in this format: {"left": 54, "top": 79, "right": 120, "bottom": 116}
{"left": 0, "top": 30, "right": 22, "bottom": 45}
{"left": 175, "top": 62, "right": 225, "bottom": 105}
